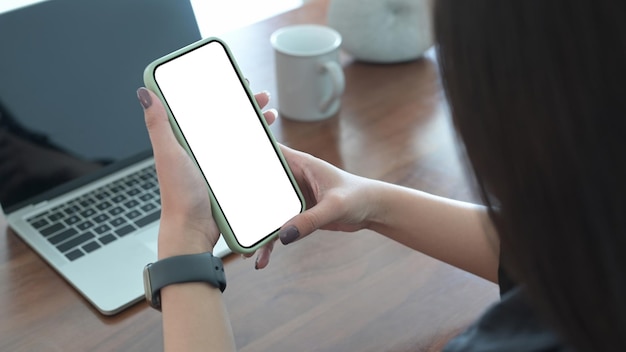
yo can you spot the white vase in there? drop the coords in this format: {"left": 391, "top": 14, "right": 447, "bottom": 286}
{"left": 327, "top": 0, "right": 433, "bottom": 63}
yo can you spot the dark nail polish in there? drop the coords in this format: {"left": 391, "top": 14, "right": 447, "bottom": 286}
{"left": 279, "top": 226, "right": 300, "bottom": 245}
{"left": 136, "top": 87, "right": 152, "bottom": 109}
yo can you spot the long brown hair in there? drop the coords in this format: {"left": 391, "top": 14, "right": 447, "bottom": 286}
{"left": 435, "top": 1, "right": 626, "bottom": 350}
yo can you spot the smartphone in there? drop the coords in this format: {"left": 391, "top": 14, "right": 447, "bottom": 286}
{"left": 143, "top": 37, "right": 305, "bottom": 254}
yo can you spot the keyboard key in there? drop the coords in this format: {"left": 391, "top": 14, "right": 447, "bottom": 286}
{"left": 127, "top": 188, "right": 141, "bottom": 196}
{"left": 140, "top": 203, "right": 157, "bottom": 213}
{"left": 79, "top": 198, "right": 96, "bottom": 208}
{"left": 96, "top": 201, "right": 112, "bottom": 210}
{"left": 65, "top": 249, "right": 84, "bottom": 261}
{"left": 115, "top": 224, "right": 136, "bottom": 237}
{"left": 93, "top": 214, "right": 110, "bottom": 223}
{"left": 40, "top": 223, "right": 65, "bottom": 237}
{"left": 109, "top": 185, "right": 124, "bottom": 193}
{"left": 77, "top": 220, "right": 94, "bottom": 231}
{"left": 94, "top": 191, "right": 110, "bottom": 200}
{"left": 109, "top": 206, "right": 124, "bottom": 216}
{"left": 111, "top": 194, "right": 127, "bottom": 203}
{"left": 57, "top": 232, "right": 94, "bottom": 253}
{"left": 82, "top": 241, "right": 101, "bottom": 253}
{"left": 138, "top": 193, "right": 154, "bottom": 202}
{"left": 48, "top": 212, "right": 65, "bottom": 222}
{"left": 135, "top": 210, "right": 160, "bottom": 228}
{"left": 124, "top": 199, "right": 139, "bottom": 209}
{"left": 49, "top": 228, "right": 79, "bottom": 245}
{"left": 126, "top": 210, "right": 141, "bottom": 220}
{"left": 79, "top": 208, "right": 96, "bottom": 218}
{"left": 64, "top": 215, "right": 81, "bottom": 225}
{"left": 93, "top": 224, "right": 111, "bottom": 235}
{"left": 100, "top": 234, "right": 117, "bottom": 245}
{"left": 141, "top": 182, "right": 156, "bottom": 190}
{"left": 110, "top": 217, "right": 127, "bottom": 227}
{"left": 63, "top": 205, "right": 81, "bottom": 215}
{"left": 29, "top": 218, "right": 50, "bottom": 230}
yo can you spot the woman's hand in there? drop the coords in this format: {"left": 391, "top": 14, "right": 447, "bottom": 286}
{"left": 256, "top": 144, "right": 500, "bottom": 283}
{"left": 137, "top": 87, "right": 276, "bottom": 259}
{"left": 254, "top": 146, "right": 380, "bottom": 269}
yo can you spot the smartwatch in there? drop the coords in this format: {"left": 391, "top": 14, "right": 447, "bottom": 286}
{"left": 143, "top": 252, "right": 226, "bottom": 311}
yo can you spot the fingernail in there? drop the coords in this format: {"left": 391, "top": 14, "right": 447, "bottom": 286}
{"left": 262, "top": 90, "right": 271, "bottom": 99}
{"left": 254, "top": 248, "right": 270, "bottom": 270}
{"left": 279, "top": 225, "right": 300, "bottom": 245}
{"left": 136, "top": 87, "right": 152, "bottom": 109}
{"left": 268, "top": 108, "right": 278, "bottom": 118}
{"left": 254, "top": 253, "right": 264, "bottom": 270}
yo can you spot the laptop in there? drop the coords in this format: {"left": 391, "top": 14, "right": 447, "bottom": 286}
{"left": 0, "top": 0, "right": 231, "bottom": 315}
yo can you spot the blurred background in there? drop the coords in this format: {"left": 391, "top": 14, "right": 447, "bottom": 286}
{"left": 0, "top": 0, "right": 310, "bottom": 35}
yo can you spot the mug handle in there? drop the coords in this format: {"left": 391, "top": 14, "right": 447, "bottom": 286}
{"left": 319, "top": 61, "right": 345, "bottom": 113}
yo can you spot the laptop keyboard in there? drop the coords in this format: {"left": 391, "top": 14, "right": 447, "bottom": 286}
{"left": 26, "top": 164, "right": 161, "bottom": 261}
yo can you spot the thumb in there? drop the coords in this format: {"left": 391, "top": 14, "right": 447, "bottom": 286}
{"left": 277, "top": 198, "right": 339, "bottom": 245}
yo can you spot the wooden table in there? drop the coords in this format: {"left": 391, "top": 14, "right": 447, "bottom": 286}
{"left": 0, "top": 1, "right": 498, "bottom": 351}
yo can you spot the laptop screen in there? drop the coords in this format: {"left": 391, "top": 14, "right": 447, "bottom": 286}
{"left": 0, "top": 0, "right": 201, "bottom": 213}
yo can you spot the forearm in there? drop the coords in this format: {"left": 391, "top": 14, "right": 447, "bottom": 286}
{"left": 158, "top": 222, "right": 236, "bottom": 352}
{"left": 161, "top": 283, "right": 235, "bottom": 352}
{"left": 368, "top": 181, "right": 499, "bottom": 283}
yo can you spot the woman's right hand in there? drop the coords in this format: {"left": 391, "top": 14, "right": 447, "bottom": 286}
{"left": 279, "top": 146, "right": 378, "bottom": 240}
{"left": 261, "top": 145, "right": 500, "bottom": 283}
{"left": 254, "top": 145, "right": 381, "bottom": 268}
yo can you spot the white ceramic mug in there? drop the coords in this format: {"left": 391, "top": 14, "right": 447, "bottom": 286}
{"left": 270, "top": 24, "right": 345, "bottom": 121}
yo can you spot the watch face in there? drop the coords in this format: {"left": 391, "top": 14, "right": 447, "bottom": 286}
{"left": 143, "top": 263, "right": 159, "bottom": 309}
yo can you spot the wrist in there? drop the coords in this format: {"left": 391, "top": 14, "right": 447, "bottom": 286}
{"left": 157, "top": 219, "right": 216, "bottom": 259}
{"left": 143, "top": 252, "right": 226, "bottom": 311}
{"left": 365, "top": 180, "right": 398, "bottom": 234}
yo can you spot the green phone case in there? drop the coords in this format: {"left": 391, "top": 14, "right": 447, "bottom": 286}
{"left": 143, "top": 37, "right": 305, "bottom": 254}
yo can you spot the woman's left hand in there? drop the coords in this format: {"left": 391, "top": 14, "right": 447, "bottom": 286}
{"left": 137, "top": 87, "right": 276, "bottom": 260}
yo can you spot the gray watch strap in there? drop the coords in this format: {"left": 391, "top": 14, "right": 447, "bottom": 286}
{"left": 145, "top": 252, "right": 226, "bottom": 310}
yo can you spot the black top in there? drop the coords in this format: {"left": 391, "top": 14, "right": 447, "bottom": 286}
{"left": 443, "top": 268, "right": 574, "bottom": 352}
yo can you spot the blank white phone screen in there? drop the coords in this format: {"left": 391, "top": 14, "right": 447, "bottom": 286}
{"left": 154, "top": 40, "right": 303, "bottom": 248}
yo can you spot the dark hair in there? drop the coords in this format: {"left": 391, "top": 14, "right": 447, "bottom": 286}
{"left": 434, "top": 1, "right": 626, "bottom": 351}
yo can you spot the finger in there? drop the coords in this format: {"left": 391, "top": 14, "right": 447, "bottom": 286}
{"left": 137, "top": 87, "right": 182, "bottom": 159}
{"left": 277, "top": 144, "right": 303, "bottom": 168}
{"left": 137, "top": 87, "right": 190, "bottom": 191}
{"left": 263, "top": 108, "right": 277, "bottom": 125}
{"left": 277, "top": 198, "right": 340, "bottom": 245}
{"left": 277, "top": 146, "right": 315, "bottom": 193}
{"left": 254, "top": 91, "right": 271, "bottom": 109}
{"left": 254, "top": 238, "right": 276, "bottom": 270}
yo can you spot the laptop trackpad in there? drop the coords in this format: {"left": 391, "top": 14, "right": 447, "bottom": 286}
{"left": 136, "top": 226, "right": 159, "bottom": 254}
{"left": 63, "top": 237, "right": 157, "bottom": 315}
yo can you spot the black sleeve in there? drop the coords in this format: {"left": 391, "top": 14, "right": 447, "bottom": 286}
{"left": 498, "top": 263, "right": 517, "bottom": 296}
